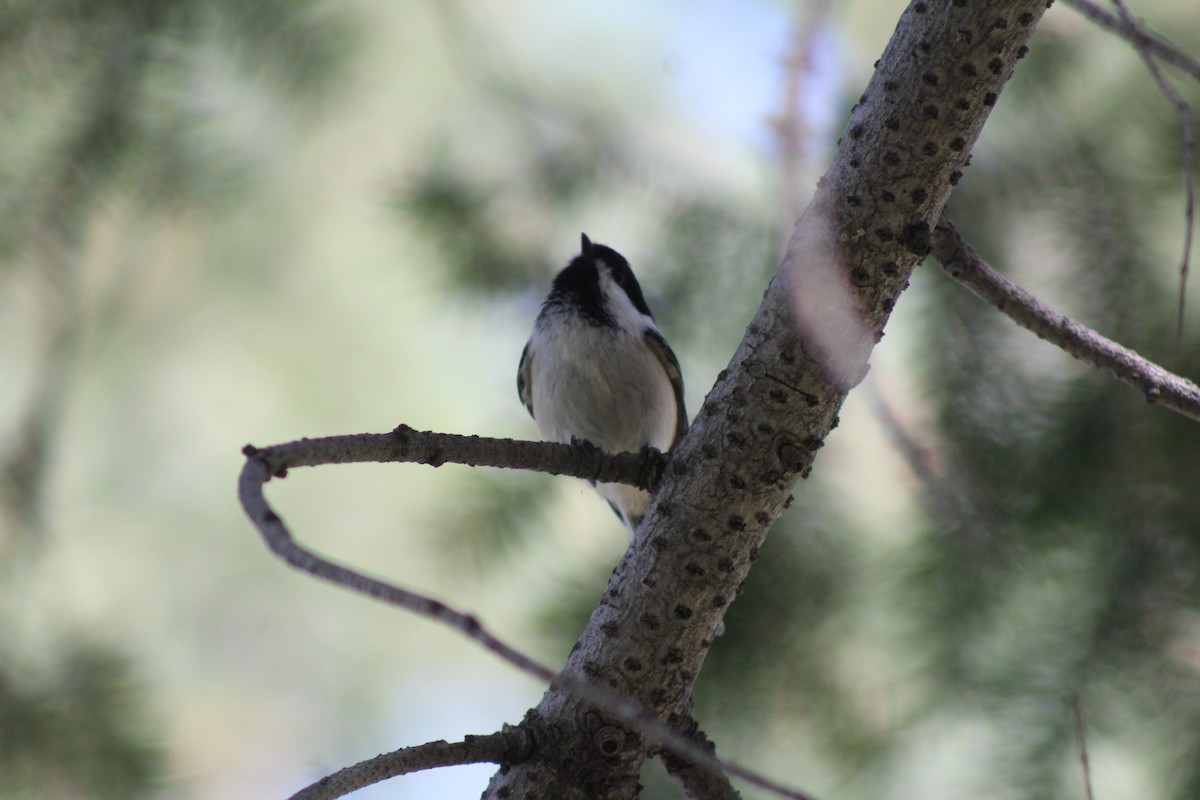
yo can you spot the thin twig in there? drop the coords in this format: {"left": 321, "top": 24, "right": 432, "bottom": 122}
{"left": 660, "top": 717, "right": 743, "bottom": 800}
{"left": 1108, "top": 0, "right": 1196, "bottom": 347}
{"left": 863, "top": 379, "right": 1007, "bottom": 548}
{"left": 238, "top": 436, "right": 819, "bottom": 800}
{"left": 931, "top": 219, "right": 1200, "bottom": 423}
{"left": 238, "top": 453, "right": 560, "bottom": 679}
{"left": 1060, "top": 0, "right": 1200, "bottom": 83}
{"left": 772, "top": 0, "right": 834, "bottom": 219}
{"left": 289, "top": 729, "right": 532, "bottom": 800}
{"left": 1069, "top": 695, "right": 1096, "bottom": 800}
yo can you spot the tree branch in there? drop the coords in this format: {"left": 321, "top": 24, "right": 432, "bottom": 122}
{"left": 238, "top": 447, "right": 560, "bottom": 681}
{"left": 660, "top": 718, "right": 742, "bottom": 800}
{"left": 1059, "top": 0, "right": 1200, "bottom": 83}
{"left": 931, "top": 218, "right": 1200, "bottom": 422}
{"left": 484, "top": 2, "right": 1054, "bottom": 796}
{"left": 243, "top": 2, "right": 1055, "bottom": 796}
{"left": 243, "top": 425, "right": 667, "bottom": 489}
{"left": 238, "top": 433, "right": 819, "bottom": 800}
{"left": 288, "top": 728, "right": 532, "bottom": 800}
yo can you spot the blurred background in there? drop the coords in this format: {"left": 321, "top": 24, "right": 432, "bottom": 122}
{"left": 2, "top": 1, "right": 1199, "bottom": 798}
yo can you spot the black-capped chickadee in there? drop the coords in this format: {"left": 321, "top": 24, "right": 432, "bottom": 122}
{"left": 518, "top": 234, "right": 688, "bottom": 540}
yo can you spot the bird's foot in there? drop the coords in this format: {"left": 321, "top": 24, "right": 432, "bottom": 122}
{"left": 636, "top": 443, "right": 666, "bottom": 491}
{"left": 570, "top": 436, "right": 602, "bottom": 482}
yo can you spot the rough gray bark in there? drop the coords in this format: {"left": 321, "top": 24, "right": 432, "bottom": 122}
{"left": 482, "top": 1, "right": 1052, "bottom": 798}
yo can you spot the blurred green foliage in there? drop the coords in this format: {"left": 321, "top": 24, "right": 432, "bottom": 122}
{"left": 1, "top": 1, "right": 354, "bottom": 797}
{"left": 3, "top": 1, "right": 1199, "bottom": 799}
{"left": 1, "top": 0, "right": 355, "bottom": 540}
{"left": 904, "top": 29, "right": 1200, "bottom": 788}
{"left": 0, "top": 642, "right": 162, "bottom": 799}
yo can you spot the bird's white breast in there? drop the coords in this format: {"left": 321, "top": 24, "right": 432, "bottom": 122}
{"left": 527, "top": 317, "right": 677, "bottom": 456}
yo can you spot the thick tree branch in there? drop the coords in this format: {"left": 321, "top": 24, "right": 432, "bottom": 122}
{"left": 288, "top": 729, "right": 532, "bottom": 800}
{"left": 483, "top": 2, "right": 1053, "bottom": 798}
{"left": 1059, "top": 0, "right": 1200, "bottom": 83}
{"left": 931, "top": 219, "right": 1200, "bottom": 422}
{"left": 243, "top": 3, "right": 1060, "bottom": 797}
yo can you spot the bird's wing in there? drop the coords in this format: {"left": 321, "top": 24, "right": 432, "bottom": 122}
{"left": 517, "top": 340, "right": 535, "bottom": 418}
{"left": 645, "top": 328, "right": 688, "bottom": 447}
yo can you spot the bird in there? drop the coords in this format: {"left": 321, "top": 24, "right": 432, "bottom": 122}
{"left": 518, "top": 233, "right": 687, "bottom": 540}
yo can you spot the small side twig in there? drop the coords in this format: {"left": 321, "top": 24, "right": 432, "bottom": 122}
{"left": 863, "top": 378, "right": 1006, "bottom": 551}
{"left": 931, "top": 219, "right": 1200, "bottom": 423}
{"left": 1060, "top": 0, "right": 1200, "bottom": 83}
{"left": 1109, "top": 0, "right": 1196, "bottom": 347}
{"left": 289, "top": 728, "right": 532, "bottom": 800}
{"left": 660, "top": 716, "right": 743, "bottom": 800}
{"left": 1069, "top": 695, "right": 1096, "bottom": 800}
